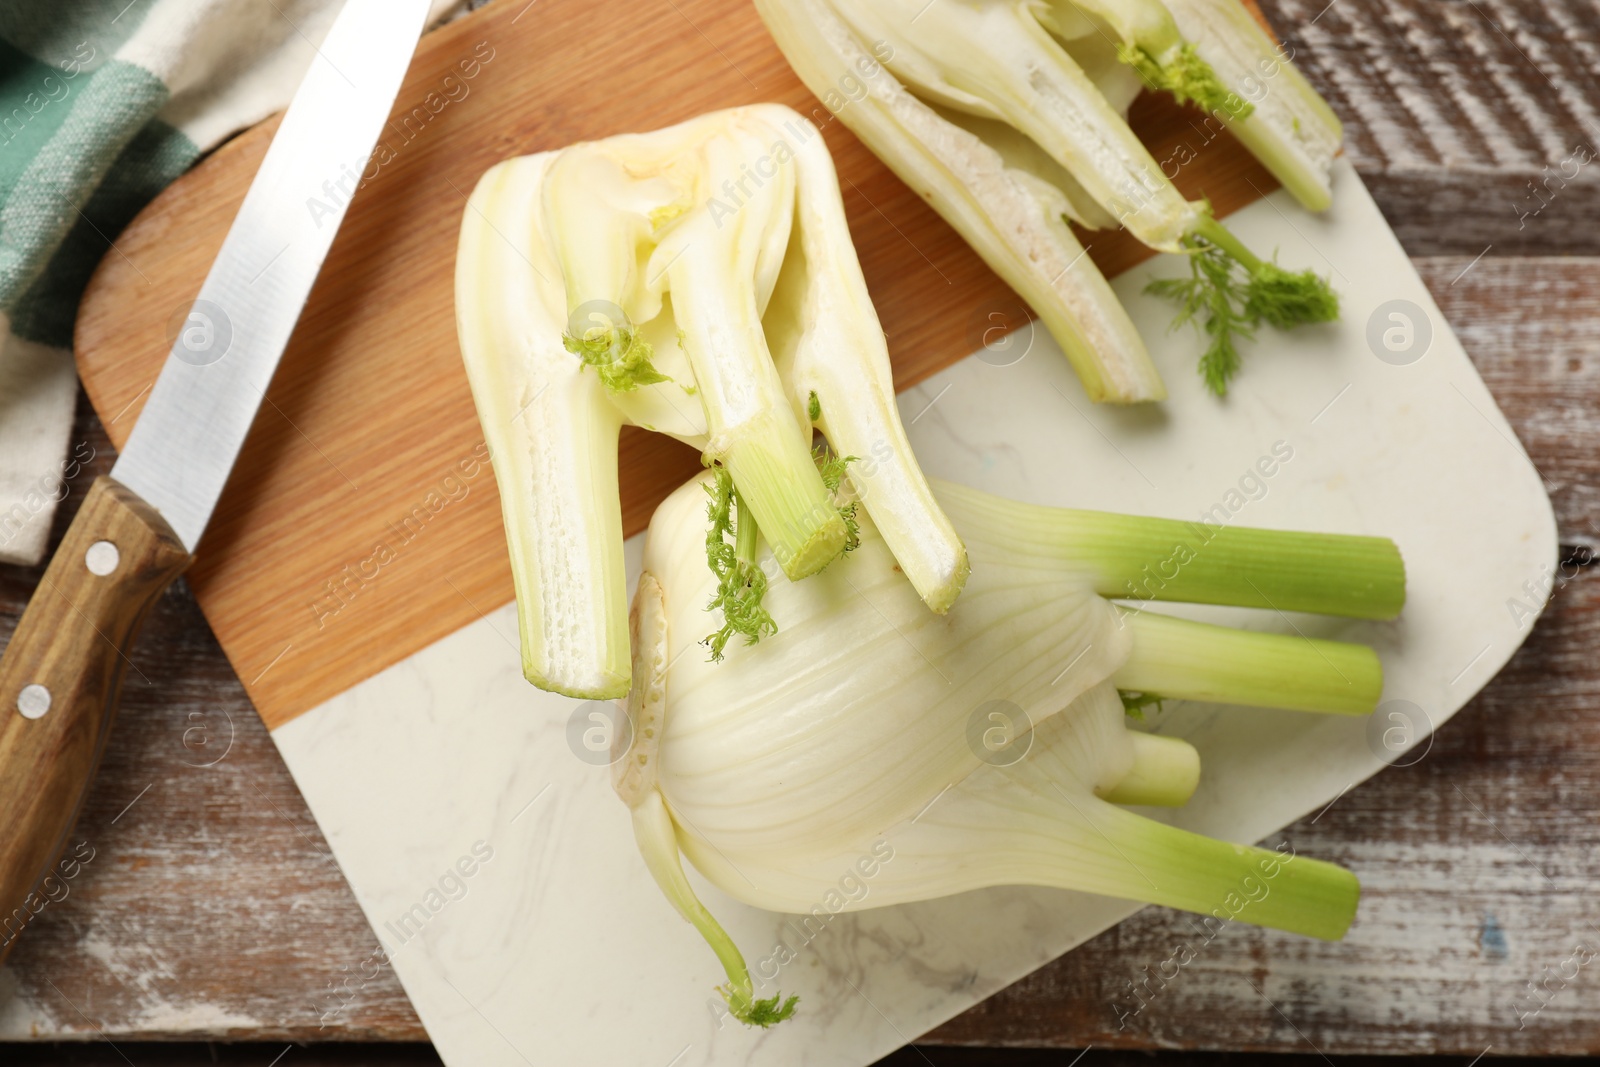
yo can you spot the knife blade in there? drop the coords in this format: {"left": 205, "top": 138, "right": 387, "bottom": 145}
{"left": 115, "top": 0, "right": 434, "bottom": 549}
{"left": 0, "top": 0, "right": 432, "bottom": 960}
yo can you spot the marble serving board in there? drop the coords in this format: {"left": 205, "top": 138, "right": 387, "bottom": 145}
{"left": 271, "top": 160, "right": 1555, "bottom": 1066}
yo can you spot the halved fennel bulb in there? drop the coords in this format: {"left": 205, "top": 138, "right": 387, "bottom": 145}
{"left": 457, "top": 104, "right": 968, "bottom": 701}
{"left": 753, "top": 0, "right": 1346, "bottom": 398}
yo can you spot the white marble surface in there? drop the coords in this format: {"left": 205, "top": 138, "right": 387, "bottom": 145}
{"left": 272, "top": 160, "right": 1556, "bottom": 1066}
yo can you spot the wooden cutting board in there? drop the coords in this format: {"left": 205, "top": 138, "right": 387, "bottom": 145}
{"left": 74, "top": 0, "right": 1278, "bottom": 731}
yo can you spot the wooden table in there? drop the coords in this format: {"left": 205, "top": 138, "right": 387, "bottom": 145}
{"left": 3, "top": 0, "right": 1599, "bottom": 1059}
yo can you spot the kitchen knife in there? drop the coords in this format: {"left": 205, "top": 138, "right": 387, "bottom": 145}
{"left": 0, "top": 0, "right": 433, "bottom": 960}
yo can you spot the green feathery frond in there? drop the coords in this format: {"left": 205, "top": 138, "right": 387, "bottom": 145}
{"left": 1117, "top": 42, "right": 1252, "bottom": 119}
{"left": 1245, "top": 261, "right": 1341, "bottom": 330}
{"left": 1148, "top": 214, "right": 1339, "bottom": 395}
{"left": 703, "top": 466, "right": 778, "bottom": 661}
{"left": 724, "top": 987, "right": 800, "bottom": 1028}
{"left": 701, "top": 446, "right": 866, "bottom": 659}
{"left": 1119, "top": 690, "right": 1167, "bottom": 720}
{"left": 562, "top": 323, "right": 671, "bottom": 393}
{"left": 1146, "top": 239, "right": 1253, "bottom": 395}
{"left": 815, "top": 446, "right": 861, "bottom": 553}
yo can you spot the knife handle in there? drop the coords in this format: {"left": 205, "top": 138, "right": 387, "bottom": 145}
{"left": 0, "top": 476, "right": 189, "bottom": 960}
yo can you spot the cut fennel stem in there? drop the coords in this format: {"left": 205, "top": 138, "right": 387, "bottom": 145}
{"left": 614, "top": 473, "right": 1403, "bottom": 1024}
{"left": 835, "top": 0, "right": 1338, "bottom": 391}
{"left": 753, "top": 0, "right": 1164, "bottom": 404}
{"left": 1158, "top": 0, "right": 1345, "bottom": 211}
{"left": 754, "top": 0, "right": 1344, "bottom": 397}
{"left": 1046, "top": 0, "right": 1342, "bottom": 211}
{"left": 543, "top": 112, "right": 847, "bottom": 581}
{"left": 455, "top": 154, "right": 631, "bottom": 699}
{"left": 1047, "top": 0, "right": 1251, "bottom": 119}
{"left": 456, "top": 104, "right": 968, "bottom": 698}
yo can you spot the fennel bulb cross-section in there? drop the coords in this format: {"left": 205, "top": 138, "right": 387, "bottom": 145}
{"left": 457, "top": 104, "right": 968, "bottom": 699}
{"left": 614, "top": 473, "right": 1404, "bottom": 1026}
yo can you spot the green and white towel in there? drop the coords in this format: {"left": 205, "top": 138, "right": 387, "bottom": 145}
{"left": 0, "top": 0, "right": 457, "bottom": 565}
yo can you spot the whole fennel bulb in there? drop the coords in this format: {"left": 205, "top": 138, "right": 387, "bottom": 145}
{"left": 614, "top": 472, "right": 1404, "bottom": 1025}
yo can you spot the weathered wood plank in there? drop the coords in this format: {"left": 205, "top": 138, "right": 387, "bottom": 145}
{"left": 0, "top": 1045, "right": 1555, "bottom": 1067}
{"left": 1418, "top": 256, "right": 1600, "bottom": 552}
{"left": 926, "top": 563, "right": 1600, "bottom": 1053}
{"left": 1260, "top": 0, "right": 1600, "bottom": 255}
{"left": 0, "top": 1044, "right": 1551, "bottom": 1066}
{"left": 0, "top": 255, "right": 1595, "bottom": 1052}
{"left": 0, "top": 398, "right": 420, "bottom": 1043}
{"left": 0, "top": 1043, "right": 446, "bottom": 1066}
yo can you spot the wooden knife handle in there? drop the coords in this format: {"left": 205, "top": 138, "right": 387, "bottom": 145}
{"left": 0, "top": 476, "right": 189, "bottom": 960}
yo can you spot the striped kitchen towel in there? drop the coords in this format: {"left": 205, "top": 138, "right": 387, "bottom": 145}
{"left": 0, "top": 0, "right": 458, "bottom": 565}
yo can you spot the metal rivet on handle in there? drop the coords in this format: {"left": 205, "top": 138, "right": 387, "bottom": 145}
{"left": 85, "top": 540, "right": 120, "bottom": 576}
{"left": 17, "top": 684, "right": 51, "bottom": 719}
